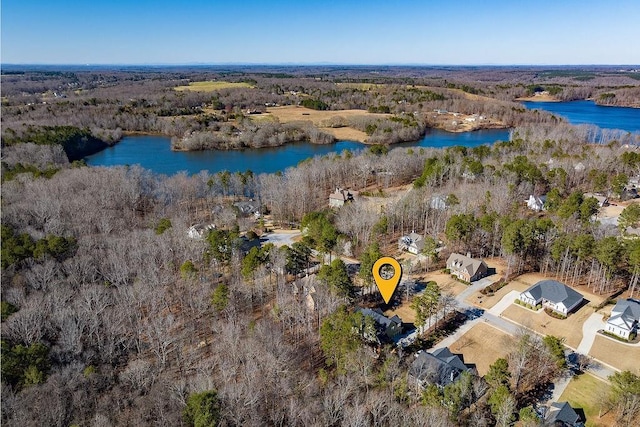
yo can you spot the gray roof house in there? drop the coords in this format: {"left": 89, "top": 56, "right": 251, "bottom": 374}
{"left": 526, "top": 194, "right": 547, "bottom": 211}
{"left": 398, "top": 232, "right": 425, "bottom": 255}
{"left": 357, "top": 308, "right": 403, "bottom": 343}
{"left": 518, "top": 280, "right": 583, "bottom": 315}
{"left": 546, "top": 401, "right": 583, "bottom": 426}
{"left": 446, "top": 253, "right": 488, "bottom": 282}
{"left": 605, "top": 299, "right": 640, "bottom": 340}
{"left": 329, "top": 187, "right": 355, "bottom": 208}
{"left": 409, "top": 347, "right": 476, "bottom": 389}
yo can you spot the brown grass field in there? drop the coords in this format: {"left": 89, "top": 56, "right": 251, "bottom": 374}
{"left": 449, "top": 322, "right": 513, "bottom": 376}
{"left": 174, "top": 80, "right": 254, "bottom": 92}
{"left": 264, "top": 106, "right": 390, "bottom": 143}
{"left": 589, "top": 335, "right": 640, "bottom": 373}
{"left": 501, "top": 301, "right": 595, "bottom": 349}
{"left": 559, "top": 373, "right": 615, "bottom": 427}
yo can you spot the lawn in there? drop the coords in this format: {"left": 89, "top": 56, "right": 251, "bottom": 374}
{"left": 174, "top": 80, "right": 254, "bottom": 92}
{"left": 559, "top": 373, "right": 615, "bottom": 427}
{"left": 589, "top": 335, "right": 640, "bottom": 373}
{"left": 448, "top": 322, "right": 512, "bottom": 376}
{"left": 501, "top": 301, "right": 594, "bottom": 349}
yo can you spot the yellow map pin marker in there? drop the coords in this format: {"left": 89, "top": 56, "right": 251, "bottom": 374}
{"left": 372, "top": 256, "right": 402, "bottom": 304}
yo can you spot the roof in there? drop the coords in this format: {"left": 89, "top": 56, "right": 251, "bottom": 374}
{"left": 608, "top": 299, "right": 640, "bottom": 330}
{"left": 358, "top": 307, "right": 402, "bottom": 328}
{"left": 399, "top": 232, "right": 425, "bottom": 251}
{"left": 523, "top": 280, "right": 583, "bottom": 308}
{"left": 547, "top": 402, "right": 580, "bottom": 425}
{"left": 409, "top": 347, "right": 473, "bottom": 387}
{"left": 446, "top": 253, "right": 487, "bottom": 277}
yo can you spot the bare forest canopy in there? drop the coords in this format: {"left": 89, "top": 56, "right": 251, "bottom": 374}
{"left": 2, "top": 65, "right": 639, "bottom": 155}
{"left": 2, "top": 65, "right": 640, "bottom": 426}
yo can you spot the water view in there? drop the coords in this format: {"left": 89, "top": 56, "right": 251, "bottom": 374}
{"left": 86, "top": 128, "right": 510, "bottom": 175}
{"left": 522, "top": 100, "right": 640, "bottom": 133}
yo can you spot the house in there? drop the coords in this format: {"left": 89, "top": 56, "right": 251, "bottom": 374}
{"left": 187, "top": 223, "right": 216, "bottom": 239}
{"left": 233, "top": 200, "right": 260, "bottom": 217}
{"left": 518, "top": 280, "right": 584, "bottom": 315}
{"left": 526, "top": 194, "right": 547, "bottom": 211}
{"left": 605, "top": 299, "right": 640, "bottom": 339}
{"left": 430, "top": 195, "right": 447, "bottom": 210}
{"left": 546, "top": 401, "right": 583, "bottom": 427}
{"left": 446, "top": 253, "right": 489, "bottom": 282}
{"left": 357, "top": 308, "right": 403, "bottom": 342}
{"left": 409, "top": 347, "right": 476, "bottom": 389}
{"left": 584, "top": 193, "right": 609, "bottom": 208}
{"left": 329, "top": 187, "right": 355, "bottom": 208}
{"left": 398, "top": 232, "right": 425, "bottom": 255}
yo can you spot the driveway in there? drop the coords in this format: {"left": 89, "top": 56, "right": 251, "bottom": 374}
{"left": 488, "top": 290, "right": 521, "bottom": 316}
{"left": 261, "top": 230, "right": 301, "bottom": 247}
{"left": 576, "top": 312, "right": 606, "bottom": 354}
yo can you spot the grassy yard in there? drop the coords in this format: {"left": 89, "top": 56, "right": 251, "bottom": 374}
{"left": 589, "top": 335, "right": 640, "bottom": 373}
{"left": 501, "top": 301, "right": 594, "bottom": 349}
{"left": 174, "top": 80, "right": 254, "bottom": 92}
{"left": 448, "top": 322, "right": 512, "bottom": 376}
{"left": 559, "top": 373, "right": 615, "bottom": 427}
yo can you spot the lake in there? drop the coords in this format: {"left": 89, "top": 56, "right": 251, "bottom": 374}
{"left": 85, "top": 128, "right": 510, "bottom": 175}
{"left": 522, "top": 100, "right": 640, "bottom": 133}
{"left": 86, "top": 100, "right": 639, "bottom": 175}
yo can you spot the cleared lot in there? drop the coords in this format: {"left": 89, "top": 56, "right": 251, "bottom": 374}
{"left": 448, "top": 322, "right": 512, "bottom": 376}
{"left": 589, "top": 335, "right": 640, "bottom": 373}
{"left": 501, "top": 302, "right": 595, "bottom": 349}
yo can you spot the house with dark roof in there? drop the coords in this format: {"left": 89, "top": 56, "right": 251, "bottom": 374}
{"left": 409, "top": 347, "right": 476, "bottom": 389}
{"left": 398, "top": 232, "right": 425, "bottom": 255}
{"left": 329, "top": 187, "right": 355, "bottom": 208}
{"left": 546, "top": 401, "right": 583, "bottom": 426}
{"left": 446, "top": 253, "right": 488, "bottom": 282}
{"left": 357, "top": 308, "right": 403, "bottom": 343}
{"left": 605, "top": 299, "right": 640, "bottom": 339}
{"left": 518, "top": 280, "right": 583, "bottom": 315}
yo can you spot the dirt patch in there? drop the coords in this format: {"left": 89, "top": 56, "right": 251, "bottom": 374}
{"left": 501, "top": 302, "right": 595, "bottom": 349}
{"left": 589, "top": 335, "right": 640, "bottom": 373}
{"left": 449, "top": 322, "right": 513, "bottom": 376}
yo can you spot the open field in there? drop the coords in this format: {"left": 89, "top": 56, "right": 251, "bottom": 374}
{"left": 501, "top": 300, "right": 595, "bottom": 349}
{"left": 448, "top": 322, "right": 512, "bottom": 376}
{"left": 265, "top": 106, "right": 390, "bottom": 143}
{"left": 559, "top": 373, "right": 615, "bottom": 427}
{"left": 174, "top": 80, "right": 254, "bottom": 91}
{"left": 589, "top": 335, "right": 640, "bottom": 373}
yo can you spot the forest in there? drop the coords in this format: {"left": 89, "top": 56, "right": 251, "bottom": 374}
{"left": 2, "top": 66, "right": 640, "bottom": 426}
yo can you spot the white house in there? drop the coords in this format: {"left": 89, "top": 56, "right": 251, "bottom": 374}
{"left": 398, "top": 232, "right": 425, "bottom": 255}
{"left": 518, "top": 280, "right": 583, "bottom": 315}
{"left": 605, "top": 299, "right": 640, "bottom": 339}
{"left": 187, "top": 223, "right": 216, "bottom": 239}
{"left": 430, "top": 195, "right": 448, "bottom": 210}
{"left": 526, "top": 194, "right": 547, "bottom": 211}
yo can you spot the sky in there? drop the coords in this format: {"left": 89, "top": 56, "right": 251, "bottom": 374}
{"left": 2, "top": 0, "right": 639, "bottom": 65}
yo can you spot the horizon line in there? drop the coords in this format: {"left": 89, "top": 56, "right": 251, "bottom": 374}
{"left": 2, "top": 62, "right": 640, "bottom": 68}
